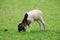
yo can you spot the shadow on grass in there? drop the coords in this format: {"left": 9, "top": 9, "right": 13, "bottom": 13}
{"left": 0, "top": 29, "right": 60, "bottom": 34}
{"left": 26, "top": 30, "right": 60, "bottom": 34}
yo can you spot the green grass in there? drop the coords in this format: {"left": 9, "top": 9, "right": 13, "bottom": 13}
{"left": 0, "top": 0, "right": 60, "bottom": 40}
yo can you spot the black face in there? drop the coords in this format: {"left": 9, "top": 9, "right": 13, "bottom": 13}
{"left": 18, "top": 24, "right": 25, "bottom": 32}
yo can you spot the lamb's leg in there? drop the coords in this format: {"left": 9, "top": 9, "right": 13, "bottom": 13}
{"left": 27, "top": 19, "right": 33, "bottom": 32}
{"left": 37, "top": 20, "right": 42, "bottom": 31}
{"left": 28, "top": 22, "right": 32, "bottom": 32}
{"left": 39, "top": 17, "right": 46, "bottom": 31}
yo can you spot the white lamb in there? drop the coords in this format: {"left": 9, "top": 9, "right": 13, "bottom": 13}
{"left": 18, "top": 10, "right": 46, "bottom": 32}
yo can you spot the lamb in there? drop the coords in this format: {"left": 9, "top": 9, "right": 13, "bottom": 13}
{"left": 18, "top": 10, "right": 46, "bottom": 32}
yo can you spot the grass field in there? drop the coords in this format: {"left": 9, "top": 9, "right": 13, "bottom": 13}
{"left": 0, "top": 0, "right": 60, "bottom": 40}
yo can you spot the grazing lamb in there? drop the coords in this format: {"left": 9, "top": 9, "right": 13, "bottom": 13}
{"left": 18, "top": 10, "right": 46, "bottom": 32}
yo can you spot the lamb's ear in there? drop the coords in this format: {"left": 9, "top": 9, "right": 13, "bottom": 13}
{"left": 23, "top": 13, "right": 28, "bottom": 20}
